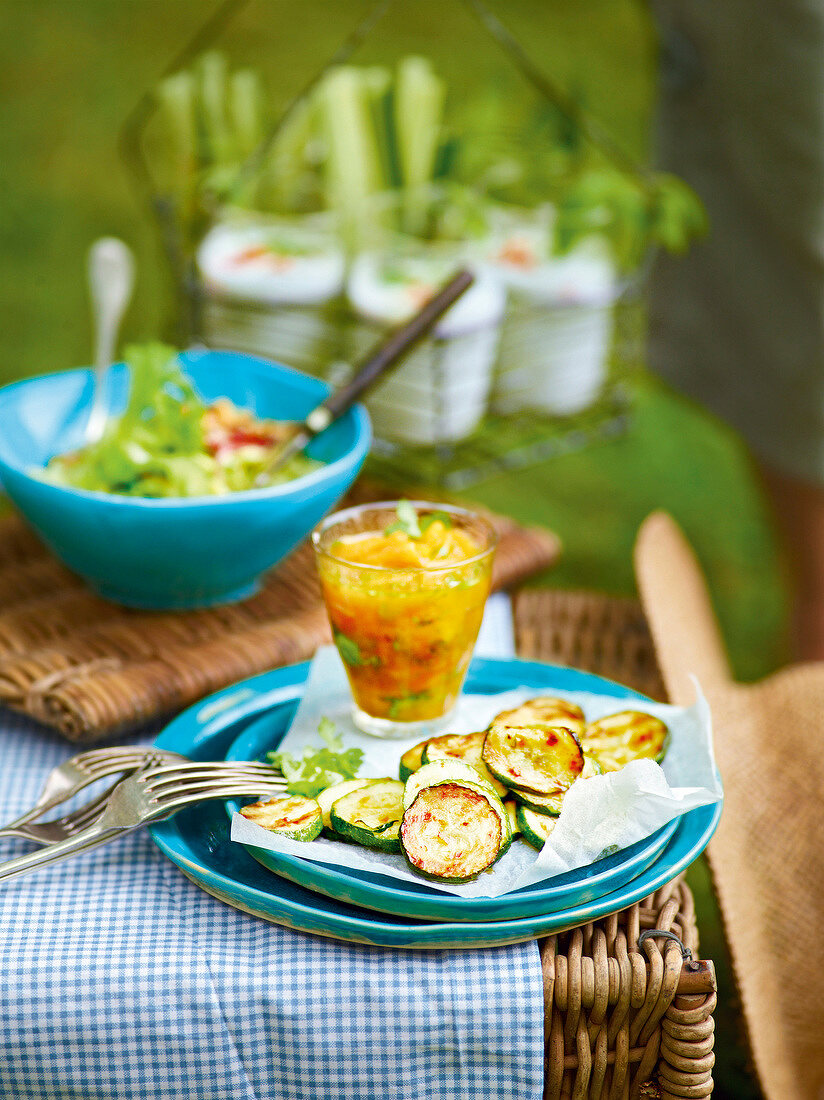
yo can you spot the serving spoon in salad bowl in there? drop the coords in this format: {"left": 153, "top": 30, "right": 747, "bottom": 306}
{"left": 83, "top": 236, "right": 135, "bottom": 447}
{"left": 254, "top": 267, "right": 474, "bottom": 485}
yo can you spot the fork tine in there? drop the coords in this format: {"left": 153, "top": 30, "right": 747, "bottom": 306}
{"left": 140, "top": 761, "right": 278, "bottom": 779}
{"left": 0, "top": 748, "right": 186, "bottom": 833}
{"left": 146, "top": 778, "right": 287, "bottom": 803}
{"left": 148, "top": 786, "right": 289, "bottom": 819}
{"left": 59, "top": 782, "right": 123, "bottom": 831}
{"left": 141, "top": 766, "right": 282, "bottom": 789}
{"left": 71, "top": 747, "right": 181, "bottom": 770}
{"left": 142, "top": 773, "right": 286, "bottom": 802}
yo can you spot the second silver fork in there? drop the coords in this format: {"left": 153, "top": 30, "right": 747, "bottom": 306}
{"left": 0, "top": 761, "right": 283, "bottom": 846}
{"left": 0, "top": 762, "right": 288, "bottom": 879}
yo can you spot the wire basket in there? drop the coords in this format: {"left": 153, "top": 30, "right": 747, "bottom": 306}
{"left": 119, "top": 0, "right": 696, "bottom": 488}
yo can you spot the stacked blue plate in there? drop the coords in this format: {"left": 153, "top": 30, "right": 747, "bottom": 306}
{"left": 150, "top": 658, "right": 722, "bottom": 950}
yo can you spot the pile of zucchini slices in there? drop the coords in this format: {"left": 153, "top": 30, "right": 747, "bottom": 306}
{"left": 240, "top": 697, "right": 669, "bottom": 884}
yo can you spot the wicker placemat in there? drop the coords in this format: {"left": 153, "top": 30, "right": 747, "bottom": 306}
{"left": 0, "top": 498, "right": 558, "bottom": 742}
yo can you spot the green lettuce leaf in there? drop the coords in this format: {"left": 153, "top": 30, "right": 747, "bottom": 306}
{"left": 267, "top": 718, "right": 363, "bottom": 798}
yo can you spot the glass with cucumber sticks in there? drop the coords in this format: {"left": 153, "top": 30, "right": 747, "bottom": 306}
{"left": 312, "top": 500, "right": 496, "bottom": 738}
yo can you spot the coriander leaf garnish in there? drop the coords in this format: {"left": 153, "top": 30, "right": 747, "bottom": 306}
{"left": 384, "top": 499, "right": 422, "bottom": 539}
{"left": 317, "top": 716, "right": 341, "bottom": 746}
{"left": 419, "top": 510, "right": 453, "bottom": 533}
{"left": 266, "top": 718, "right": 363, "bottom": 798}
{"left": 333, "top": 629, "right": 381, "bottom": 668}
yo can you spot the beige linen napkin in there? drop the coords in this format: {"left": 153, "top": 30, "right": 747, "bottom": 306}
{"left": 635, "top": 511, "right": 824, "bottom": 1100}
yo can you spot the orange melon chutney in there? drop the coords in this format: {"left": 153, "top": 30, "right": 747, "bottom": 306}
{"left": 317, "top": 520, "right": 494, "bottom": 723}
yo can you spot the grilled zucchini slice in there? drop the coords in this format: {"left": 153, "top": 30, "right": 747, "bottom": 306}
{"left": 582, "top": 711, "right": 669, "bottom": 772}
{"left": 503, "top": 798, "right": 521, "bottom": 839}
{"left": 329, "top": 779, "right": 405, "bottom": 852}
{"left": 517, "top": 805, "right": 558, "bottom": 851}
{"left": 483, "top": 722, "right": 584, "bottom": 795}
{"left": 316, "top": 779, "right": 372, "bottom": 830}
{"left": 403, "top": 759, "right": 512, "bottom": 857}
{"left": 401, "top": 783, "right": 503, "bottom": 882}
{"left": 239, "top": 795, "right": 323, "bottom": 841}
{"left": 492, "top": 697, "right": 586, "bottom": 738}
{"left": 511, "top": 754, "right": 601, "bottom": 815}
{"left": 421, "top": 731, "right": 508, "bottom": 797}
{"left": 399, "top": 740, "right": 427, "bottom": 782}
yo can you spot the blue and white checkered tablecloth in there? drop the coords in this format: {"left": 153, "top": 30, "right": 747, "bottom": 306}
{"left": 0, "top": 649, "right": 545, "bottom": 1100}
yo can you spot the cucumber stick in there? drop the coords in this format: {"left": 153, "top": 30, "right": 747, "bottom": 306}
{"left": 316, "top": 66, "right": 383, "bottom": 241}
{"left": 394, "top": 56, "right": 445, "bottom": 233}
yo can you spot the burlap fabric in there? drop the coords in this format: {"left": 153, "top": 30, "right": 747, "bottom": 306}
{"left": 635, "top": 511, "right": 824, "bottom": 1100}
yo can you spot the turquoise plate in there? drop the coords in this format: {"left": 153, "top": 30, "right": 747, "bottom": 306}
{"left": 223, "top": 704, "right": 678, "bottom": 923}
{"left": 150, "top": 659, "right": 722, "bottom": 950}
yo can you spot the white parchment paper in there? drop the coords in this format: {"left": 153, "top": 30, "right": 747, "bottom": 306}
{"left": 231, "top": 646, "right": 722, "bottom": 897}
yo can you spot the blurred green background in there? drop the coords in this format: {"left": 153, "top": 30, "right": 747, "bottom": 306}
{"left": 1, "top": 2, "right": 775, "bottom": 1094}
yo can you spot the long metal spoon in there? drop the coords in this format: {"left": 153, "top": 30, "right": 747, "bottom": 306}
{"left": 254, "top": 268, "right": 475, "bottom": 486}
{"left": 84, "top": 237, "right": 135, "bottom": 446}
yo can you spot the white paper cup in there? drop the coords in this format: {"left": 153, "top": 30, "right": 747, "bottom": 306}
{"left": 197, "top": 217, "right": 345, "bottom": 305}
{"left": 490, "top": 252, "right": 618, "bottom": 416}
{"left": 347, "top": 252, "right": 505, "bottom": 444}
{"left": 197, "top": 215, "right": 346, "bottom": 374}
{"left": 492, "top": 300, "right": 615, "bottom": 416}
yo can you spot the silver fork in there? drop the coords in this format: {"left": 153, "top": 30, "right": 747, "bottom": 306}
{"left": 0, "top": 764, "right": 288, "bottom": 883}
{"left": 0, "top": 761, "right": 284, "bottom": 846}
{"left": 0, "top": 779, "right": 125, "bottom": 844}
{"left": 0, "top": 746, "right": 187, "bottom": 833}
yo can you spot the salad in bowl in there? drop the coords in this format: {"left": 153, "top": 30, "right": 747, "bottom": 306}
{"left": 0, "top": 347, "right": 370, "bottom": 608}
{"left": 41, "top": 343, "right": 323, "bottom": 498}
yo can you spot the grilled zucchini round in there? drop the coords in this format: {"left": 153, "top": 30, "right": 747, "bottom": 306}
{"left": 492, "top": 697, "right": 586, "bottom": 738}
{"left": 239, "top": 794, "right": 323, "bottom": 841}
{"left": 510, "top": 754, "right": 601, "bottom": 815}
{"left": 421, "top": 731, "right": 508, "bottom": 797}
{"left": 316, "top": 779, "right": 372, "bottom": 830}
{"left": 482, "top": 722, "right": 584, "bottom": 795}
{"left": 403, "top": 759, "right": 512, "bottom": 857}
{"left": 401, "top": 783, "right": 503, "bottom": 882}
{"left": 517, "top": 804, "right": 558, "bottom": 851}
{"left": 582, "top": 711, "right": 669, "bottom": 772}
{"left": 399, "top": 740, "right": 427, "bottom": 782}
{"left": 329, "top": 779, "right": 405, "bottom": 852}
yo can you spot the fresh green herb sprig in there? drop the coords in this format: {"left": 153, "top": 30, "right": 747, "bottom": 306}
{"left": 333, "top": 630, "right": 380, "bottom": 669}
{"left": 384, "top": 500, "right": 453, "bottom": 539}
{"left": 554, "top": 168, "right": 707, "bottom": 273}
{"left": 384, "top": 499, "right": 421, "bottom": 538}
{"left": 267, "top": 718, "right": 363, "bottom": 798}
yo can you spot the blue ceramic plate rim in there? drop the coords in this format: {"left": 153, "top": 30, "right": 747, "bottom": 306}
{"left": 150, "top": 659, "right": 723, "bottom": 948}
{"left": 223, "top": 695, "right": 679, "bottom": 922}
{"left": 0, "top": 350, "right": 371, "bottom": 507}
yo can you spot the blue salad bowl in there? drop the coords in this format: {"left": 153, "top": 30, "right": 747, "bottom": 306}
{"left": 0, "top": 349, "right": 371, "bottom": 608}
